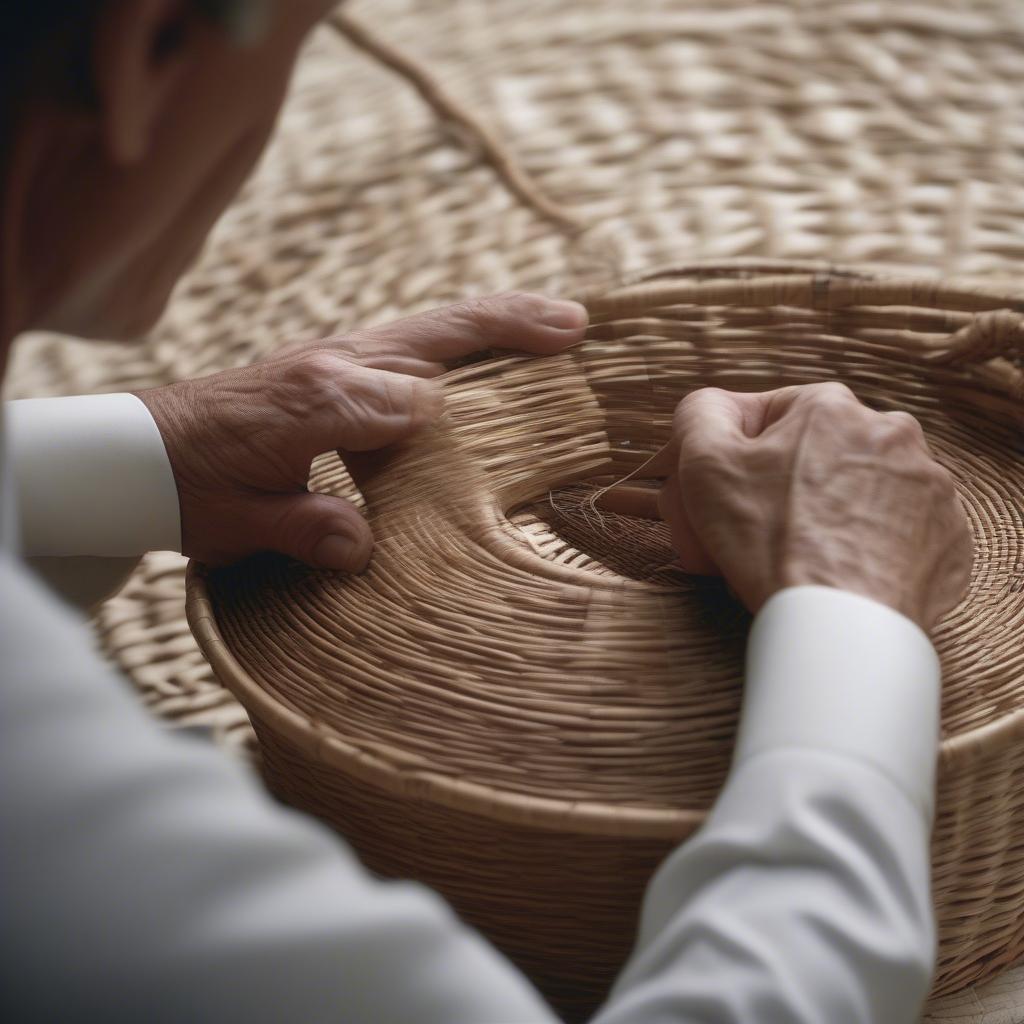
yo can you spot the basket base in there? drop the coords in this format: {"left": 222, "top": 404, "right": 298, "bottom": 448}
{"left": 255, "top": 717, "right": 677, "bottom": 1022}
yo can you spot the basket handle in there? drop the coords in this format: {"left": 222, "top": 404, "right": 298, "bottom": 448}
{"left": 928, "top": 309, "right": 1024, "bottom": 365}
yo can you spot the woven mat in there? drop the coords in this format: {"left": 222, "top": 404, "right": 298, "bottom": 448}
{"left": 6, "top": 0, "right": 1024, "bottom": 1013}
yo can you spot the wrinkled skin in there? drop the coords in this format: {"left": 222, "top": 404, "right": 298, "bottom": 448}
{"left": 2, "top": 3, "right": 972, "bottom": 628}
{"left": 658, "top": 383, "right": 973, "bottom": 632}
{"left": 138, "top": 292, "right": 588, "bottom": 570}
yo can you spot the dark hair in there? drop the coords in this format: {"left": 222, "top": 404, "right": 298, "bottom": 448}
{"left": 1, "top": 1, "right": 266, "bottom": 152}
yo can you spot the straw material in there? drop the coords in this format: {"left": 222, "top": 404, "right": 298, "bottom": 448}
{"left": 5, "top": 0, "right": 1024, "bottom": 1013}
{"left": 187, "top": 261, "right": 1024, "bottom": 1019}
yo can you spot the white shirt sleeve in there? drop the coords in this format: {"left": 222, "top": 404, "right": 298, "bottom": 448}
{"left": 5, "top": 394, "right": 180, "bottom": 556}
{"left": 1, "top": 523, "right": 939, "bottom": 1019}
{"left": 594, "top": 585, "right": 939, "bottom": 1024}
{"left": 0, "top": 553, "right": 556, "bottom": 1024}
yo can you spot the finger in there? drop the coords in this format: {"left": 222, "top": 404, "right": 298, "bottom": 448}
{"left": 658, "top": 476, "right": 720, "bottom": 575}
{"left": 754, "top": 385, "right": 811, "bottom": 432}
{"left": 595, "top": 485, "right": 662, "bottom": 519}
{"left": 337, "top": 364, "right": 444, "bottom": 452}
{"left": 725, "top": 383, "right": 841, "bottom": 437}
{"left": 336, "top": 292, "right": 589, "bottom": 367}
{"left": 673, "top": 387, "right": 802, "bottom": 444}
{"left": 759, "top": 381, "right": 860, "bottom": 434}
{"left": 884, "top": 409, "right": 931, "bottom": 451}
{"left": 350, "top": 355, "right": 448, "bottom": 379}
{"left": 280, "top": 347, "right": 447, "bottom": 379}
{"left": 302, "top": 357, "right": 445, "bottom": 455}
{"left": 673, "top": 388, "right": 750, "bottom": 453}
{"left": 689, "top": 382, "right": 861, "bottom": 440}
{"left": 247, "top": 491, "right": 375, "bottom": 573}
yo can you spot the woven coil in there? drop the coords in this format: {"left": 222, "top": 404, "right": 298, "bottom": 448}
{"left": 5, "top": 0, "right": 1024, "bottom": 1011}
{"left": 188, "top": 261, "right": 1024, "bottom": 1019}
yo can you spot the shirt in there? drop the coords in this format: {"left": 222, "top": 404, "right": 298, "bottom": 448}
{"left": 0, "top": 393, "right": 940, "bottom": 1023}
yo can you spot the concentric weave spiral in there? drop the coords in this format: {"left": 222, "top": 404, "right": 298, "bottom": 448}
{"left": 189, "top": 261, "right": 1024, "bottom": 1019}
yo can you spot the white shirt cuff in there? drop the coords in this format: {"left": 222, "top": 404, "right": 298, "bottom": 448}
{"left": 737, "top": 585, "right": 941, "bottom": 818}
{"left": 6, "top": 394, "right": 181, "bottom": 557}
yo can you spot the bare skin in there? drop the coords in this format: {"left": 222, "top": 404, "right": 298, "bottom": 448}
{"left": 0, "top": 2, "right": 972, "bottom": 628}
{"left": 136, "top": 292, "right": 588, "bottom": 571}
{"left": 0, "top": 1, "right": 589, "bottom": 571}
{"left": 658, "top": 383, "right": 973, "bottom": 632}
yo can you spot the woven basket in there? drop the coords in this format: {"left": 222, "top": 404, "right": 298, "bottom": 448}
{"left": 189, "top": 259, "right": 1022, "bottom": 1018}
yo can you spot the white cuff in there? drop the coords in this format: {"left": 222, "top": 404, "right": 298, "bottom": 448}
{"left": 737, "top": 586, "right": 941, "bottom": 818}
{"left": 6, "top": 394, "right": 181, "bottom": 557}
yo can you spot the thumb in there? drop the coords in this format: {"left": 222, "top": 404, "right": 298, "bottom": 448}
{"left": 249, "top": 491, "right": 375, "bottom": 572}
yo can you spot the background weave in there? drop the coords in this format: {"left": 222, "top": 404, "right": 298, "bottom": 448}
{"left": 5, "top": 1, "right": 1024, "bottom": 1015}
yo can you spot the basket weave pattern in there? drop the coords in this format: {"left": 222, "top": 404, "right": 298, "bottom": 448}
{"left": 4, "top": 0, "right": 1024, "bottom": 1012}
{"left": 190, "top": 263, "right": 1024, "bottom": 1017}
{"left": 8, "top": 0, "right": 1024, "bottom": 765}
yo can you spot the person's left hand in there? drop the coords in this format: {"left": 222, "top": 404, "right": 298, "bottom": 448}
{"left": 136, "top": 293, "right": 588, "bottom": 571}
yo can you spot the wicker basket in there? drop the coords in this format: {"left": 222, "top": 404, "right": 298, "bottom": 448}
{"left": 187, "top": 260, "right": 1024, "bottom": 1020}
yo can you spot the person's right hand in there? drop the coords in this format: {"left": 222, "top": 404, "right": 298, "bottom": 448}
{"left": 658, "top": 383, "right": 973, "bottom": 633}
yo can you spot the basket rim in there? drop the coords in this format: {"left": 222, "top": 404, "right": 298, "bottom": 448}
{"left": 185, "top": 259, "right": 1024, "bottom": 838}
{"left": 185, "top": 558, "right": 1024, "bottom": 836}
{"left": 186, "top": 560, "right": 708, "bottom": 839}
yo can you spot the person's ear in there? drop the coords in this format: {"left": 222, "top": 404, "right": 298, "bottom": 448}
{"left": 92, "top": 0, "right": 200, "bottom": 165}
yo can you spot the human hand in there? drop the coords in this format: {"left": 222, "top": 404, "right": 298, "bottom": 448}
{"left": 137, "top": 293, "right": 587, "bottom": 571}
{"left": 658, "top": 383, "right": 973, "bottom": 632}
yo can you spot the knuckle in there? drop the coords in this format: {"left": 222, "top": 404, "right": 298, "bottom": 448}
{"left": 275, "top": 334, "right": 318, "bottom": 359}
{"left": 872, "top": 409, "right": 926, "bottom": 450}
{"left": 275, "top": 504, "right": 321, "bottom": 550}
{"left": 806, "top": 380, "right": 857, "bottom": 406}
{"left": 291, "top": 349, "right": 344, "bottom": 388}
{"left": 451, "top": 290, "right": 547, "bottom": 337}
{"left": 683, "top": 385, "right": 725, "bottom": 403}
{"left": 336, "top": 370, "right": 424, "bottom": 442}
{"left": 886, "top": 410, "right": 917, "bottom": 427}
{"left": 337, "top": 332, "right": 371, "bottom": 362}
{"left": 888, "top": 410, "right": 925, "bottom": 440}
{"left": 371, "top": 372, "right": 409, "bottom": 417}
{"left": 493, "top": 290, "right": 536, "bottom": 317}
{"left": 676, "top": 386, "right": 724, "bottom": 417}
{"left": 672, "top": 390, "right": 711, "bottom": 438}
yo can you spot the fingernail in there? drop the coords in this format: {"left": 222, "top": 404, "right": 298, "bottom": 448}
{"left": 541, "top": 298, "right": 589, "bottom": 330}
{"left": 312, "top": 533, "right": 372, "bottom": 573}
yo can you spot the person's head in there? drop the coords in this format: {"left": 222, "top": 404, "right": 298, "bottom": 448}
{"left": 1, "top": 0, "right": 337, "bottom": 342}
